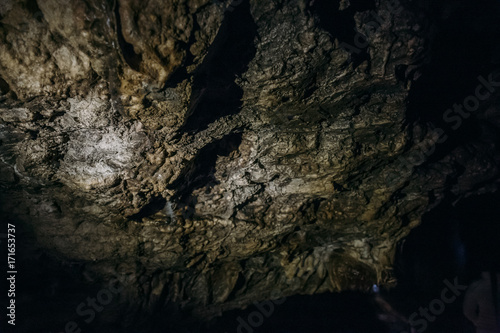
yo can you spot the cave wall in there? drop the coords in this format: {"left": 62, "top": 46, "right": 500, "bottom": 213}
{"left": 1, "top": 0, "right": 499, "bottom": 330}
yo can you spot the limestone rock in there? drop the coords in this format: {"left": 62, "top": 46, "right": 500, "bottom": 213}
{"left": 1, "top": 0, "right": 499, "bottom": 330}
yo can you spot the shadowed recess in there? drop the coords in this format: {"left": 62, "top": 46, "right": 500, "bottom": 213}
{"left": 179, "top": 0, "right": 257, "bottom": 133}
{"left": 405, "top": 0, "right": 500, "bottom": 164}
{"left": 127, "top": 196, "right": 167, "bottom": 221}
{"left": 114, "top": 1, "right": 143, "bottom": 72}
{"left": 309, "top": 0, "right": 375, "bottom": 69}
{"left": 169, "top": 132, "right": 243, "bottom": 204}
{"left": 0, "top": 76, "right": 10, "bottom": 94}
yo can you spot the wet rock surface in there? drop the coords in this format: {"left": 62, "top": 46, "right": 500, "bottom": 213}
{"left": 1, "top": 0, "right": 500, "bottom": 331}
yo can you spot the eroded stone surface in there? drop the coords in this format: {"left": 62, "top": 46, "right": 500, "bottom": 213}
{"left": 1, "top": 0, "right": 499, "bottom": 330}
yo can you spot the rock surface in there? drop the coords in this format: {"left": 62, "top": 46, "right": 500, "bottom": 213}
{"left": 1, "top": 0, "right": 499, "bottom": 331}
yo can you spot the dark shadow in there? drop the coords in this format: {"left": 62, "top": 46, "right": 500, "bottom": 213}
{"left": 0, "top": 77, "right": 11, "bottom": 94}
{"left": 127, "top": 196, "right": 167, "bottom": 221}
{"left": 390, "top": 200, "right": 465, "bottom": 333}
{"left": 25, "top": 0, "right": 44, "bottom": 22}
{"left": 394, "top": 197, "right": 464, "bottom": 295}
{"left": 169, "top": 132, "right": 243, "bottom": 204}
{"left": 309, "top": 0, "right": 375, "bottom": 68}
{"left": 207, "top": 291, "right": 389, "bottom": 333}
{"left": 162, "top": 65, "right": 189, "bottom": 89}
{"left": 455, "top": 191, "right": 500, "bottom": 282}
{"left": 114, "top": 1, "right": 143, "bottom": 72}
{"left": 179, "top": 0, "right": 257, "bottom": 133}
{"left": 0, "top": 218, "right": 93, "bottom": 333}
{"left": 392, "top": 191, "right": 500, "bottom": 333}
{"left": 162, "top": 29, "right": 197, "bottom": 88}
{"left": 405, "top": 0, "right": 500, "bottom": 164}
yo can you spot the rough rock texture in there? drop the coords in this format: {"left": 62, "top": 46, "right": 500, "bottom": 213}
{"left": 1, "top": 0, "right": 500, "bottom": 331}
